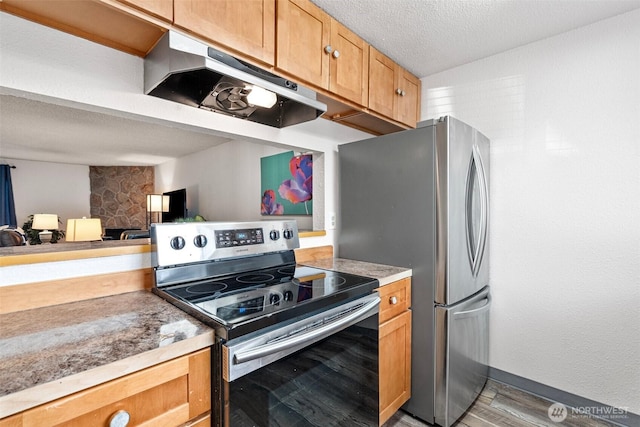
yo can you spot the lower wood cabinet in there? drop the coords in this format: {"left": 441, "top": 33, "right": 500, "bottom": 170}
{"left": 0, "top": 348, "right": 211, "bottom": 427}
{"left": 377, "top": 278, "right": 412, "bottom": 425}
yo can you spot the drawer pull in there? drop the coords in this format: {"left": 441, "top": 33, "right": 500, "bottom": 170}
{"left": 389, "top": 296, "right": 398, "bottom": 305}
{"left": 109, "top": 410, "right": 131, "bottom": 427}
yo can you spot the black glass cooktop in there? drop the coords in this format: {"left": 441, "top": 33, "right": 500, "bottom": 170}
{"left": 155, "top": 264, "right": 378, "bottom": 338}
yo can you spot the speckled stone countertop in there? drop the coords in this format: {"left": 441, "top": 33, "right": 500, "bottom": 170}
{"left": 300, "top": 257, "right": 411, "bottom": 286}
{"left": 0, "top": 258, "right": 408, "bottom": 418}
{"left": 0, "top": 291, "right": 214, "bottom": 418}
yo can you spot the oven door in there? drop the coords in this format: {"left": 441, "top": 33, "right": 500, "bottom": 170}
{"left": 215, "top": 293, "right": 380, "bottom": 427}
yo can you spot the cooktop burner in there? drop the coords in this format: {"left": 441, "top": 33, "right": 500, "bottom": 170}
{"left": 236, "top": 273, "right": 275, "bottom": 284}
{"left": 185, "top": 282, "right": 228, "bottom": 295}
{"left": 156, "top": 264, "right": 378, "bottom": 336}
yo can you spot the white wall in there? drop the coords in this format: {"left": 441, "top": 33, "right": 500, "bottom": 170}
{"left": 3, "top": 158, "right": 90, "bottom": 227}
{"left": 155, "top": 139, "right": 315, "bottom": 230}
{"left": 421, "top": 9, "right": 640, "bottom": 412}
{"left": 0, "top": 11, "right": 370, "bottom": 250}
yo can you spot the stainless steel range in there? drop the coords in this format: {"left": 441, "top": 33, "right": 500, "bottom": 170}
{"left": 151, "top": 220, "right": 381, "bottom": 426}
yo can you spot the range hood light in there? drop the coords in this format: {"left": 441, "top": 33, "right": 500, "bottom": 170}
{"left": 247, "top": 86, "right": 277, "bottom": 108}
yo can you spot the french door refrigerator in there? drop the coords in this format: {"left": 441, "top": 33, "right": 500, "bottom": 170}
{"left": 338, "top": 116, "right": 491, "bottom": 427}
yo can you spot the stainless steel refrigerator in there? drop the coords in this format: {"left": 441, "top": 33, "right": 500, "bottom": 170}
{"left": 338, "top": 116, "right": 491, "bottom": 427}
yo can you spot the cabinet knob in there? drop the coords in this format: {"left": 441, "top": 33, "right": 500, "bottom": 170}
{"left": 324, "top": 45, "right": 333, "bottom": 54}
{"left": 109, "top": 410, "right": 131, "bottom": 427}
{"left": 389, "top": 296, "right": 398, "bottom": 305}
{"left": 332, "top": 50, "right": 340, "bottom": 59}
{"left": 396, "top": 89, "right": 406, "bottom": 96}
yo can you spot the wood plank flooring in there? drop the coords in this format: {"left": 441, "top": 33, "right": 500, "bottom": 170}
{"left": 384, "top": 379, "right": 619, "bottom": 427}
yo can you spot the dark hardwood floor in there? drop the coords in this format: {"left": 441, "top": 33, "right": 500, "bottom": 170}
{"left": 385, "top": 379, "right": 619, "bottom": 427}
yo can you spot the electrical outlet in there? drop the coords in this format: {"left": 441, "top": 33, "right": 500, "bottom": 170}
{"left": 328, "top": 212, "right": 336, "bottom": 230}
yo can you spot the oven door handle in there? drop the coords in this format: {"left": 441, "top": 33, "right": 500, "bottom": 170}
{"left": 233, "top": 295, "right": 380, "bottom": 364}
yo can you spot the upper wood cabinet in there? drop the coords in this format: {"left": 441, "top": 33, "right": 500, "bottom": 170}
{"left": 328, "top": 19, "right": 369, "bottom": 106}
{"left": 0, "top": 0, "right": 169, "bottom": 57}
{"left": 173, "top": 0, "right": 276, "bottom": 66}
{"left": 395, "top": 67, "right": 420, "bottom": 127}
{"left": 1, "top": 0, "right": 416, "bottom": 134}
{"left": 276, "top": 0, "right": 330, "bottom": 88}
{"left": 276, "top": 0, "right": 369, "bottom": 106}
{"left": 369, "top": 47, "right": 420, "bottom": 128}
{"left": 117, "top": 0, "right": 173, "bottom": 22}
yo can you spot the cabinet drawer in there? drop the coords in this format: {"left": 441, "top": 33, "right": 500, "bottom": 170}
{"left": 18, "top": 349, "right": 210, "bottom": 427}
{"left": 377, "top": 278, "right": 411, "bottom": 324}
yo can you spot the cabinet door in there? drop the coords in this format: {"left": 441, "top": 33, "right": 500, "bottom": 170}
{"left": 329, "top": 19, "right": 369, "bottom": 106}
{"left": 379, "top": 309, "right": 412, "bottom": 425}
{"left": 369, "top": 47, "right": 421, "bottom": 128}
{"left": 20, "top": 349, "right": 210, "bottom": 426}
{"left": 276, "top": 0, "right": 330, "bottom": 89}
{"left": 174, "top": 0, "right": 276, "bottom": 65}
{"left": 395, "top": 67, "right": 420, "bottom": 127}
{"left": 368, "top": 46, "right": 396, "bottom": 119}
{"left": 117, "top": 0, "right": 173, "bottom": 21}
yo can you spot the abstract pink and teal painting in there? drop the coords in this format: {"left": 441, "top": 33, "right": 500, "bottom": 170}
{"left": 261, "top": 151, "right": 312, "bottom": 215}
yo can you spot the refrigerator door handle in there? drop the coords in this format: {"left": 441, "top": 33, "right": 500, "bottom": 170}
{"left": 465, "top": 144, "right": 489, "bottom": 277}
{"left": 454, "top": 293, "right": 491, "bottom": 319}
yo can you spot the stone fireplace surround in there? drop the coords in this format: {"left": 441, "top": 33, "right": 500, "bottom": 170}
{"left": 89, "top": 166, "right": 154, "bottom": 232}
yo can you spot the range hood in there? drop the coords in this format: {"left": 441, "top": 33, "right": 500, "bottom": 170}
{"left": 144, "top": 31, "right": 327, "bottom": 128}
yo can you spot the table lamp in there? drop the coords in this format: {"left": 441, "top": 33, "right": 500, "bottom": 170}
{"left": 32, "top": 214, "right": 59, "bottom": 244}
{"left": 146, "top": 194, "right": 170, "bottom": 229}
{"left": 66, "top": 217, "right": 103, "bottom": 242}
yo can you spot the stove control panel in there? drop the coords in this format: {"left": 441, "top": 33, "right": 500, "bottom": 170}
{"left": 215, "top": 228, "right": 264, "bottom": 248}
{"left": 151, "top": 220, "right": 300, "bottom": 268}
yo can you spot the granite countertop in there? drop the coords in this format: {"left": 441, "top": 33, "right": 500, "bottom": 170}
{"left": 0, "top": 257, "right": 408, "bottom": 418}
{"left": 300, "top": 257, "right": 411, "bottom": 286}
{"left": 0, "top": 290, "right": 215, "bottom": 418}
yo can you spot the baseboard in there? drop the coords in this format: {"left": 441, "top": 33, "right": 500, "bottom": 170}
{"left": 489, "top": 367, "right": 639, "bottom": 427}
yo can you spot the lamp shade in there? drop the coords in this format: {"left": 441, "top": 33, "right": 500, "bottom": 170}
{"left": 146, "top": 194, "right": 170, "bottom": 212}
{"left": 66, "top": 217, "right": 102, "bottom": 242}
{"left": 32, "top": 214, "right": 59, "bottom": 230}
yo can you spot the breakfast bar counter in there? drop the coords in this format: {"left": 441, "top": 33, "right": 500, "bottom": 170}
{"left": 0, "top": 290, "right": 215, "bottom": 418}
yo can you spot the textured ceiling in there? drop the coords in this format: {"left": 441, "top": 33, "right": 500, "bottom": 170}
{"left": 311, "top": 0, "right": 640, "bottom": 77}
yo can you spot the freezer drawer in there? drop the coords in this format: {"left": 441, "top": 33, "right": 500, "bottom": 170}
{"left": 434, "top": 287, "right": 491, "bottom": 427}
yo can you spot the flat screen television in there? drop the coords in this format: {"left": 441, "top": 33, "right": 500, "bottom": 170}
{"left": 162, "top": 188, "right": 187, "bottom": 222}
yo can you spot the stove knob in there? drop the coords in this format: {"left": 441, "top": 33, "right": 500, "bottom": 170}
{"left": 194, "top": 234, "right": 208, "bottom": 248}
{"left": 269, "top": 230, "right": 280, "bottom": 241}
{"left": 283, "top": 290, "right": 294, "bottom": 302}
{"left": 269, "top": 293, "right": 281, "bottom": 305}
{"left": 170, "top": 236, "right": 186, "bottom": 250}
{"left": 283, "top": 228, "right": 294, "bottom": 239}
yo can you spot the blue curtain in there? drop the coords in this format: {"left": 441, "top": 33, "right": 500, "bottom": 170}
{"left": 0, "top": 165, "right": 17, "bottom": 227}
